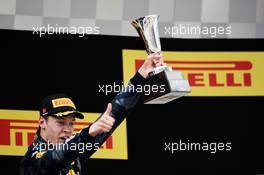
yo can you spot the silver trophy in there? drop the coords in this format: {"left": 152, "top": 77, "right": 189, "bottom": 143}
{"left": 131, "top": 14, "right": 191, "bottom": 104}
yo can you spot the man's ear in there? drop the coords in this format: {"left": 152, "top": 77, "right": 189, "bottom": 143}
{"left": 39, "top": 117, "right": 47, "bottom": 129}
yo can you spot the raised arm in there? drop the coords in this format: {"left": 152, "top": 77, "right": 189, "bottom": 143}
{"left": 84, "top": 53, "right": 165, "bottom": 157}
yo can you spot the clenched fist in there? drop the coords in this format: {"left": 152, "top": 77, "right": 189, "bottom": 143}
{"left": 88, "top": 103, "right": 115, "bottom": 137}
{"left": 138, "top": 53, "right": 166, "bottom": 78}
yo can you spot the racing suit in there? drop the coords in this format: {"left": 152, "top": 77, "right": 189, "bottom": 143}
{"left": 19, "top": 72, "right": 145, "bottom": 175}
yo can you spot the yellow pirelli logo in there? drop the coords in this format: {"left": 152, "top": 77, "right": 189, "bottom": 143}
{"left": 123, "top": 50, "right": 264, "bottom": 96}
{"left": 52, "top": 98, "right": 76, "bottom": 109}
{"left": 0, "top": 109, "right": 128, "bottom": 159}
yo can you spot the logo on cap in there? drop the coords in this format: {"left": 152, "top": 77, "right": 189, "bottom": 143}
{"left": 52, "top": 98, "right": 76, "bottom": 109}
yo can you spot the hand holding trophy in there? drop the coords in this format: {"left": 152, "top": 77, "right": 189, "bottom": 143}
{"left": 131, "top": 14, "right": 191, "bottom": 104}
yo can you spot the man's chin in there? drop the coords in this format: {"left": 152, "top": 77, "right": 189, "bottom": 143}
{"left": 48, "top": 140, "right": 65, "bottom": 144}
{"left": 59, "top": 138, "right": 68, "bottom": 143}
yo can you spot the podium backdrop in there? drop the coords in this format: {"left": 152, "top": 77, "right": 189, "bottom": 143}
{"left": 0, "top": 29, "right": 263, "bottom": 175}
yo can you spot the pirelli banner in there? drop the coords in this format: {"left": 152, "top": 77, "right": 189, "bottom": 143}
{"left": 123, "top": 50, "right": 264, "bottom": 96}
{"left": 0, "top": 109, "right": 128, "bottom": 159}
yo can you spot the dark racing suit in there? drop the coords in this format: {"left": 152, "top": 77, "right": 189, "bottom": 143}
{"left": 19, "top": 72, "right": 145, "bottom": 175}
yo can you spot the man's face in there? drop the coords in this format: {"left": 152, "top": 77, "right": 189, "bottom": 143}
{"left": 40, "top": 114, "right": 76, "bottom": 143}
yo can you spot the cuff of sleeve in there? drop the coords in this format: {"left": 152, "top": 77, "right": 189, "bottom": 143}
{"left": 130, "top": 71, "right": 145, "bottom": 86}
{"left": 79, "top": 125, "right": 95, "bottom": 143}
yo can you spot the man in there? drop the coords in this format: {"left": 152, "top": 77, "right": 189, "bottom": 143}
{"left": 20, "top": 53, "right": 165, "bottom": 175}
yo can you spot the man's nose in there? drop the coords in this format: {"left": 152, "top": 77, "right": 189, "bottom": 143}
{"left": 63, "top": 124, "right": 73, "bottom": 133}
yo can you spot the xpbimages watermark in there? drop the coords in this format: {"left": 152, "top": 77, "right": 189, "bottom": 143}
{"left": 98, "top": 82, "right": 166, "bottom": 95}
{"left": 33, "top": 141, "right": 100, "bottom": 153}
{"left": 164, "top": 24, "right": 232, "bottom": 38}
{"left": 164, "top": 139, "right": 232, "bottom": 154}
{"left": 32, "top": 24, "right": 100, "bottom": 37}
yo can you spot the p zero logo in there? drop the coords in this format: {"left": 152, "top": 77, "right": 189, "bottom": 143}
{"left": 0, "top": 109, "right": 128, "bottom": 159}
{"left": 123, "top": 50, "right": 264, "bottom": 96}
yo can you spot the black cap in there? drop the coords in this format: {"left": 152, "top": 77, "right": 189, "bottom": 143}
{"left": 40, "top": 93, "right": 84, "bottom": 119}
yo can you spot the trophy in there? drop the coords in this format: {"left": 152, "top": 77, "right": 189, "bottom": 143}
{"left": 131, "top": 14, "right": 191, "bottom": 104}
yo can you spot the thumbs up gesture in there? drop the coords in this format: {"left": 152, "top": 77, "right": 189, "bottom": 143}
{"left": 88, "top": 103, "right": 115, "bottom": 137}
